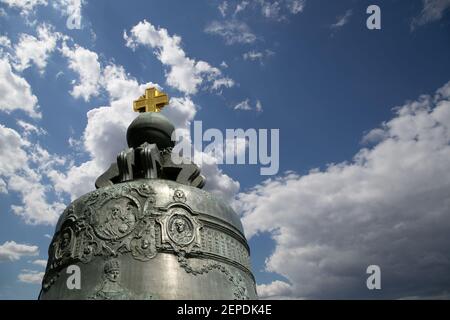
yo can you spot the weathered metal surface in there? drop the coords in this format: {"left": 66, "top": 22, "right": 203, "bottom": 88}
{"left": 39, "top": 179, "right": 257, "bottom": 299}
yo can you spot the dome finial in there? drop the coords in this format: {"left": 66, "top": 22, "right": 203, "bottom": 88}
{"left": 133, "top": 87, "right": 169, "bottom": 113}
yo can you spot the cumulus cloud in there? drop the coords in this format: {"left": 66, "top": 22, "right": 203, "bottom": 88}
{"left": 0, "top": 124, "right": 65, "bottom": 225}
{"left": 17, "top": 269, "right": 44, "bottom": 284}
{"left": 0, "top": 35, "right": 12, "bottom": 48}
{"left": 412, "top": 0, "right": 450, "bottom": 29}
{"left": 13, "top": 24, "right": 60, "bottom": 73}
{"left": 205, "top": 20, "right": 257, "bottom": 45}
{"left": 0, "top": 0, "right": 84, "bottom": 28}
{"left": 61, "top": 42, "right": 101, "bottom": 101}
{"left": 0, "top": 0, "right": 47, "bottom": 16}
{"left": 0, "top": 241, "right": 39, "bottom": 262}
{"left": 0, "top": 125, "right": 30, "bottom": 178}
{"left": 31, "top": 259, "right": 47, "bottom": 267}
{"left": 0, "top": 58, "right": 40, "bottom": 118}
{"left": 201, "top": 158, "right": 240, "bottom": 201}
{"left": 0, "top": 178, "right": 6, "bottom": 193}
{"left": 124, "top": 20, "right": 234, "bottom": 95}
{"left": 257, "top": 280, "right": 293, "bottom": 299}
{"left": 237, "top": 81, "right": 450, "bottom": 299}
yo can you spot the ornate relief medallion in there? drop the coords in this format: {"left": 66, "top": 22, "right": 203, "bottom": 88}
{"left": 168, "top": 214, "right": 194, "bottom": 245}
{"left": 90, "top": 197, "right": 138, "bottom": 240}
{"left": 159, "top": 206, "right": 202, "bottom": 252}
{"left": 54, "top": 227, "right": 74, "bottom": 260}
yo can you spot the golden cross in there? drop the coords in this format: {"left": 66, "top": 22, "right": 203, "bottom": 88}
{"left": 133, "top": 87, "right": 169, "bottom": 113}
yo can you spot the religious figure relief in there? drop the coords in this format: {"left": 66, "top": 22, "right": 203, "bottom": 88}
{"left": 168, "top": 215, "right": 194, "bottom": 246}
{"left": 54, "top": 227, "right": 74, "bottom": 260}
{"left": 89, "top": 258, "right": 156, "bottom": 300}
{"left": 91, "top": 198, "right": 137, "bottom": 240}
{"left": 89, "top": 259, "right": 132, "bottom": 300}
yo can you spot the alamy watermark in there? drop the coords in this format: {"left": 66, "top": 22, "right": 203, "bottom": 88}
{"left": 366, "top": 265, "right": 381, "bottom": 290}
{"left": 171, "top": 121, "right": 280, "bottom": 176}
{"left": 65, "top": 1, "right": 82, "bottom": 30}
{"left": 366, "top": 5, "right": 381, "bottom": 30}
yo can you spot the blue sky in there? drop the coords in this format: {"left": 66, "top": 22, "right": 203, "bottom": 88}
{"left": 0, "top": 0, "right": 450, "bottom": 299}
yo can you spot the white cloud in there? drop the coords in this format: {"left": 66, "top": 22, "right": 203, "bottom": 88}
{"left": 243, "top": 51, "right": 263, "bottom": 61}
{"left": 0, "top": 58, "right": 40, "bottom": 118}
{"left": 237, "top": 81, "right": 450, "bottom": 298}
{"left": 0, "top": 35, "right": 12, "bottom": 48}
{"left": 361, "top": 128, "right": 388, "bottom": 144}
{"left": 218, "top": 1, "right": 228, "bottom": 17}
{"left": 234, "top": 99, "right": 252, "bottom": 111}
{"left": 0, "top": 124, "right": 30, "bottom": 177}
{"left": 0, "top": 0, "right": 84, "bottom": 28}
{"left": 9, "top": 172, "right": 66, "bottom": 225}
{"left": 286, "top": 0, "right": 305, "bottom": 14}
{"left": 260, "top": 1, "right": 282, "bottom": 20}
{"left": 17, "top": 269, "right": 44, "bottom": 284}
{"left": 31, "top": 259, "right": 47, "bottom": 267}
{"left": 163, "top": 96, "right": 197, "bottom": 129}
{"left": 243, "top": 49, "right": 274, "bottom": 64}
{"left": 0, "top": 241, "right": 38, "bottom": 262}
{"left": 61, "top": 42, "right": 101, "bottom": 101}
{"left": 0, "top": 178, "right": 6, "bottom": 193}
{"left": 52, "top": 0, "right": 84, "bottom": 29}
{"left": 331, "top": 9, "right": 352, "bottom": 29}
{"left": 234, "top": 1, "right": 249, "bottom": 16}
{"left": 13, "top": 24, "right": 60, "bottom": 73}
{"left": 0, "top": 0, "right": 47, "bottom": 16}
{"left": 412, "top": 0, "right": 450, "bottom": 29}
{"left": 196, "top": 150, "right": 240, "bottom": 202}
{"left": 0, "top": 124, "right": 65, "bottom": 225}
{"left": 205, "top": 20, "right": 257, "bottom": 45}
{"left": 17, "top": 120, "right": 47, "bottom": 136}
{"left": 234, "top": 98, "right": 262, "bottom": 111}
{"left": 257, "top": 280, "right": 293, "bottom": 299}
{"left": 256, "top": 99, "right": 263, "bottom": 112}
{"left": 211, "top": 77, "right": 235, "bottom": 91}
{"left": 124, "top": 20, "right": 234, "bottom": 95}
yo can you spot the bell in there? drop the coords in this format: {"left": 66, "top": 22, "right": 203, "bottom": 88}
{"left": 39, "top": 88, "right": 257, "bottom": 300}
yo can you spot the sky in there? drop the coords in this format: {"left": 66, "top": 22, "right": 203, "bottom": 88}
{"left": 0, "top": 0, "right": 449, "bottom": 299}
